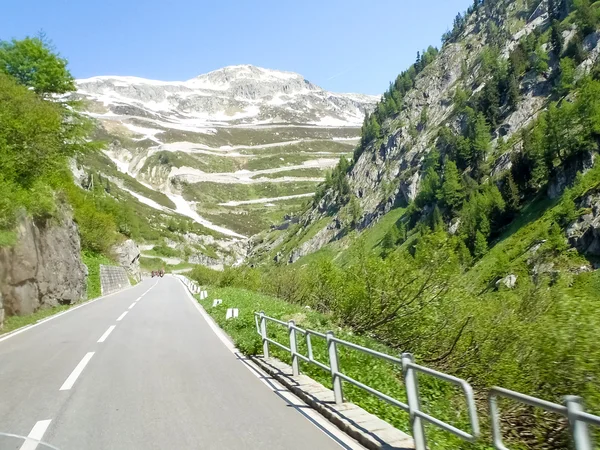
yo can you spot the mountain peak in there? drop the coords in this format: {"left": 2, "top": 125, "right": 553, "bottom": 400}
{"left": 188, "top": 64, "right": 304, "bottom": 86}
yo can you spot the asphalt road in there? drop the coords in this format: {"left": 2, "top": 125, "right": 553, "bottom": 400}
{"left": 0, "top": 276, "right": 361, "bottom": 450}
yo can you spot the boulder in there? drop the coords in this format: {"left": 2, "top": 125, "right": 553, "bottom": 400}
{"left": 496, "top": 274, "right": 518, "bottom": 289}
{"left": 112, "top": 239, "right": 141, "bottom": 281}
{"left": 567, "top": 191, "right": 600, "bottom": 255}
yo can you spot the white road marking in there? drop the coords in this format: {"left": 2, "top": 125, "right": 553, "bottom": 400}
{"left": 0, "top": 281, "right": 148, "bottom": 345}
{"left": 19, "top": 419, "right": 52, "bottom": 450}
{"left": 136, "top": 297, "right": 142, "bottom": 302}
{"left": 128, "top": 302, "right": 136, "bottom": 310}
{"left": 117, "top": 311, "right": 128, "bottom": 321}
{"left": 177, "top": 277, "right": 363, "bottom": 449}
{"left": 59, "top": 352, "right": 95, "bottom": 391}
{"left": 97, "top": 325, "right": 116, "bottom": 343}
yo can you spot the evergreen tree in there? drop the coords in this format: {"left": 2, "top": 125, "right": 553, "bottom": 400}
{"left": 349, "top": 195, "right": 363, "bottom": 227}
{"left": 557, "top": 57, "right": 576, "bottom": 96}
{"left": 398, "top": 221, "right": 407, "bottom": 244}
{"left": 504, "top": 172, "right": 521, "bottom": 213}
{"left": 507, "top": 73, "right": 521, "bottom": 110}
{"left": 431, "top": 205, "right": 444, "bottom": 231}
{"left": 550, "top": 20, "right": 564, "bottom": 56}
{"left": 470, "top": 113, "right": 491, "bottom": 177}
{"left": 474, "top": 230, "right": 488, "bottom": 258}
{"left": 439, "top": 161, "right": 464, "bottom": 212}
{"left": 382, "top": 226, "right": 400, "bottom": 254}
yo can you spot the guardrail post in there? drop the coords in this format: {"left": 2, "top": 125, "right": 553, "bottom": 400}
{"left": 259, "top": 312, "right": 269, "bottom": 358}
{"left": 402, "top": 353, "right": 427, "bottom": 450}
{"left": 327, "top": 331, "right": 343, "bottom": 405}
{"left": 288, "top": 320, "right": 299, "bottom": 376}
{"left": 566, "top": 396, "right": 593, "bottom": 450}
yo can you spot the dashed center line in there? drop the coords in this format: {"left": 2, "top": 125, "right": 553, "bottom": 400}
{"left": 117, "top": 311, "right": 128, "bottom": 321}
{"left": 136, "top": 296, "right": 142, "bottom": 302}
{"left": 19, "top": 419, "right": 52, "bottom": 450}
{"left": 97, "top": 325, "right": 116, "bottom": 343}
{"left": 128, "top": 302, "right": 136, "bottom": 310}
{"left": 59, "top": 352, "right": 95, "bottom": 391}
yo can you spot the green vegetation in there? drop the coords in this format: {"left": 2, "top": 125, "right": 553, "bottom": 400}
{"left": 202, "top": 198, "right": 307, "bottom": 236}
{"left": 182, "top": 181, "right": 315, "bottom": 205}
{"left": 82, "top": 251, "right": 116, "bottom": 299}
{"left": 251, "top": 168, "right": 325, "bottom": 179}
{"left": 0, "top": 304, "right": 70, "bottom": 335}
{"left": 207, "top": 3, "right": 600, "bottom": 449}
{"left": 81, "top": 151, "right": 176, "bottom": 209}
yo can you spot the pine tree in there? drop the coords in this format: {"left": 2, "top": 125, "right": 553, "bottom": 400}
{"left": 550, "top": 20, "right": 564, "bottom": 56}
{"left": 398, "top": 221, "right": 407, "bottom": 244}
{"left": 470, "top": 113, "right": 491, "bottom": 178}
{"left": 474, "top": 230, "right": 488, "bottom": 258}
{"left": 382, "top": 226, "right": 400, "bottom": 253}
{"left": 504, "top": 172, "right": 520, "bottom": 213}
{"left": 439, "top": 161, "right": 464, "bottom": 212}
{"left": 431, "top": 205, "right": 444, "bottom": 231}
{"left": 557, "top": 57, "right": 576, "bottom": 96}
{"left": 507, "top": 73, "right": 521, "bottom": 110}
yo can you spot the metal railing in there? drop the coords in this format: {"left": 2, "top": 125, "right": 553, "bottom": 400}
{"left": 254, "top": 311, "right": 600, "bottom": 450}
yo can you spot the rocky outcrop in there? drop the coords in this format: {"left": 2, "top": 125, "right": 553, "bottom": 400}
{"left": 567, "top": 190, "right": 600, "bottom": 255}
{"left": 0, "top": 209, "right": 87, "bottom": 328}
{"left": 548, "top": 152, "right": 596, "bottom": 199}
{"left": 188, "top": 254, "right": 223, "bottom": 270}
{"left": 112, "top": 239, "right": 141, "bottom": 281}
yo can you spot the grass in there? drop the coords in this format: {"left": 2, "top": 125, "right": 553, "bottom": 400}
{"left": 159, "top": 126, "right": 361, "bottom": 148}
{"left": 253, "top": 168, "right": 326, "bottom": 179}
{"left": 139, "top": 256, "right": 195, "bottom": 272}
{"left": 198, "top": 287, "right": 478, "bottom": 450}
{"left": 82, "top": 250, "right": 116, "bottom": 299}
{"left": 1, "top": 304, "right": 71, "bottom": 335}
{"left": 81, "top": 151, "right": 176, "bottom": 209}
{"left": 182, "top": 181, "right": 316, "bottom": 205}
{"left": 201, "top": 198, "right": 308, "bottom": 236}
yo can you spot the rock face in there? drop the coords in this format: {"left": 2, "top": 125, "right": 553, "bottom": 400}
{"left": 567, "top": 190, "right": 600, "bottom": 255}
{"left": 112, "top": 239, "right": 141, "bottom": 281}
{"left": 0, "top": 210, "right": 87, "bottom": 328}
{"left": 496, "top": 274, "right": 518, "bottom": 289}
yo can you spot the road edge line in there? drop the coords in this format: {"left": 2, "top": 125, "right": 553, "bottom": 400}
{"left": 0, "top": 281, "right": 146, "bottom": 344}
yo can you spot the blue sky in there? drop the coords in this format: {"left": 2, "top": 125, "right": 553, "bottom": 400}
{"left": 2, "top": 0, "right": 472, "bottom": 95}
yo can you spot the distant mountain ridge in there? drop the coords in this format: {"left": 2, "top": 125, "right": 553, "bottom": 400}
{"left": 76, "top": 64, "right": 378, "bottom": 127}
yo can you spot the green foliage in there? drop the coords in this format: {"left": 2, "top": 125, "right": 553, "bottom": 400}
{"left": 0, "top": 35, "right": 75, "bottom": 96}
{"left": 550, "top": 20, "right": 564, "bottom": 55}
{"left": 556, "top": 57, "right": 576, "bottom": 96}
{"left": 82, "top": 250, "right": 115, "bottom": 299}
{"left": 438, "top": 161, "right": 464, "bottom": 212}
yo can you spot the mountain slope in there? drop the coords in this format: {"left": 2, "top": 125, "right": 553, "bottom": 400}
{"left": 74, "top": 65, "right": 377, "bottom": 238}
{"left": 253, "top": 0, "right": 600, "bottom": 263}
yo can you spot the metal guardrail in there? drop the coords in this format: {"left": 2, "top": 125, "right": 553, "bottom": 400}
{"left": 254, "top": 311, "right": 600, "bottom": 450}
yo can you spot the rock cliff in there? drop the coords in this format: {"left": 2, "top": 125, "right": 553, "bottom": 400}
{"left": 0, "top": 208, "right": 87, "bottom": 329}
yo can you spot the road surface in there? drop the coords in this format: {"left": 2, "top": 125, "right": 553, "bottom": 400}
{"left": 0, "top": 276, "right": 362, "bottom": 450}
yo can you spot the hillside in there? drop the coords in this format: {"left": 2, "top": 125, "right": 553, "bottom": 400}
{"left": 194, "top": 0, "right": 600, "bottom": 448}
{"left": 250, "top": 0, "right": 600, "bottom": 263}
{"left": 73, "top": 65, "right": 377, "bottom": 238}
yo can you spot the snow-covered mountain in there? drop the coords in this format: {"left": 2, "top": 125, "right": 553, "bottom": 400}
{"left": 77, "top": 64, "right": 377, "bottom": 127}
{"left": 74, "top": 65, "right": 378, "bottom": 239}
